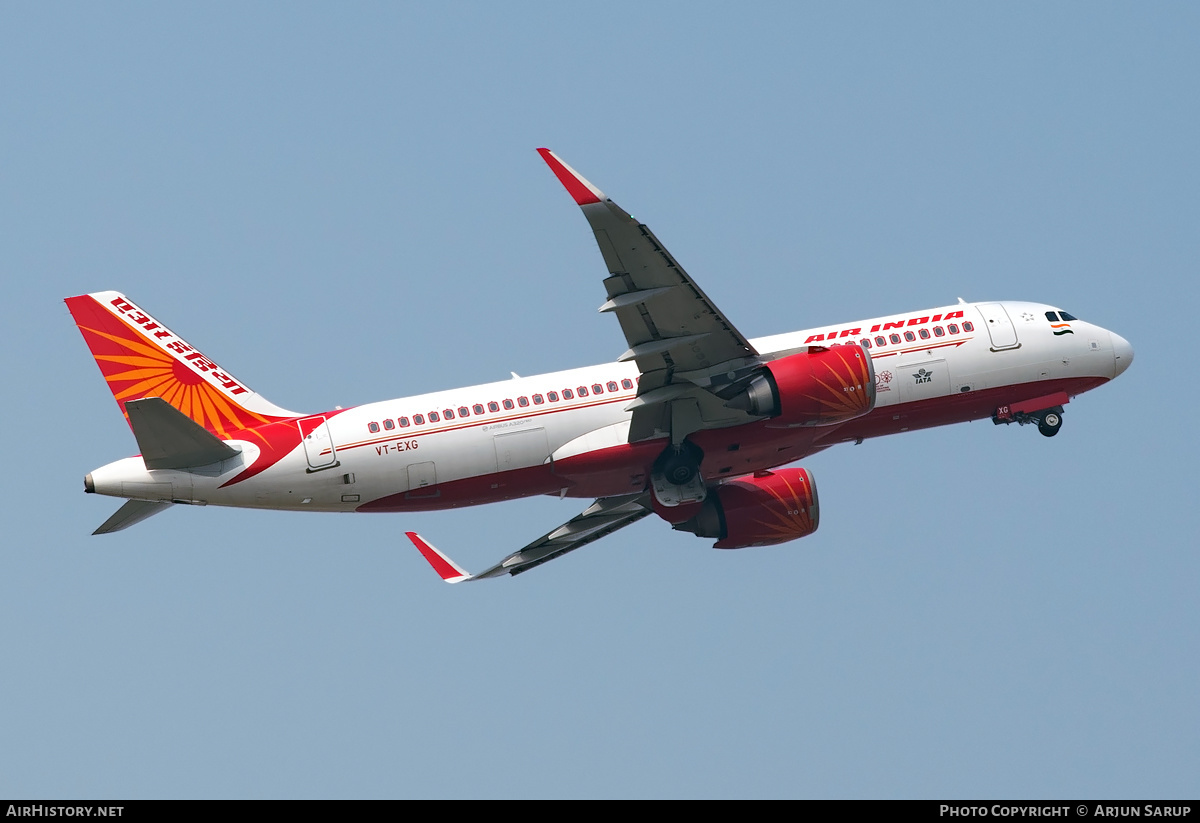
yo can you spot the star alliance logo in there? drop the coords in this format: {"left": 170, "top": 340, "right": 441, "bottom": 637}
{"left": 913, "top": 368, "right": 933, "bottom": 385}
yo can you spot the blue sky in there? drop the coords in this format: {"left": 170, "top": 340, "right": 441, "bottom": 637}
{"left": 2, "top": 3, "right": 1196, "bottom": 798}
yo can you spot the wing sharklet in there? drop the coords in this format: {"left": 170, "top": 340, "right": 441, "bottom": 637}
{"left": 536, "top": 148, "right": 605, "bottom": 205}
{"left": 406, "top": 532, "right": 473, "bottom": 583}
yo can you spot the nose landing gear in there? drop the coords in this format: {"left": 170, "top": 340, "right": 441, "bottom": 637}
{"left": 993, "top": 403, "right": 1064, "bottom": 437}
{"left": 1037, "top": 411, "right": 1062, "bottom": 437}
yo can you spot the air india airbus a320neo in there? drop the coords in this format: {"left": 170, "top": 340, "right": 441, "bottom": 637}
{"left": 67, "top": 149, "right": 1134, "bottom": 581}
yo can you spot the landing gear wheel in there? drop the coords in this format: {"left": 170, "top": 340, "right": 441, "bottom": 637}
{"left": 1038, "top": 412, "right": 1062, "bottom": 438}
{"left": 656, "top": 442, "right": 703, "bottom": 486}
{"left": 661, "top": 449, "right": 698, "bottom": 485}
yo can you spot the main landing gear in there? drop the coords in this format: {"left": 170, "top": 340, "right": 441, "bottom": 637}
{"left": 651, "top": 441, "right": 707, "bottom": 508}
{"left": 993, "top": 404, "right": 1064, "bottom": 438}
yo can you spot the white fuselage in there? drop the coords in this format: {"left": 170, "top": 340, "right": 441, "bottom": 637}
{"left": 86, "top": 300, "right": 1130, "bottom": 514}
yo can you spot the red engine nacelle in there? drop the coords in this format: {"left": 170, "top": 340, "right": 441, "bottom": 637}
{"left": 673, "top": 468, "right": 820, "bottom": 549}
{"left": 728, "top": 344, "right": 875, "bottom": 427}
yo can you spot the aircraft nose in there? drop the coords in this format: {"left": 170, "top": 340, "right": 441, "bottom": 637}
{"left": 1110, "top": 331, "right": 1134, "bottom": 378}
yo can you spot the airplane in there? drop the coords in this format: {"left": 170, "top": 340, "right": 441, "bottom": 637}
{"left": 66, "top": 148, "right": 1134, "bottom": 582}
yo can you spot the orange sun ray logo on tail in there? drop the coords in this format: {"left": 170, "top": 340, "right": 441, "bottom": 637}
{"left": 65, "top": 292, "right": 298, "bottom": 438}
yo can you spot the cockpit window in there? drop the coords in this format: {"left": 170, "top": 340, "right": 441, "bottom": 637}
{"left": 1045, "top": 311, "right": 1059, "bottom": 321}
{"left": 1060, "top": 311, "right": 1077, "bottom": 321}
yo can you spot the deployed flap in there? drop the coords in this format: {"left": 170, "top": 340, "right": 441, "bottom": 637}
{"left": 126, "top": 397, "right": 240, "bottom": 470}
{"left": 408, "top": 493, "right": 652, "bottom": 582}
{"left": 93, "top": 499, "right": 174, "bottom": 535}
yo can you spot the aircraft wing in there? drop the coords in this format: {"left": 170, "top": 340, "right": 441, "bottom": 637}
{"left": 407, "top": 493, "right": 651, "bottom": 582}
{"left": 538, "top": 149, "right": 762, "bottom": 442}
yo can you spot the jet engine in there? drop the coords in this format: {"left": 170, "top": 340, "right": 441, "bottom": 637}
{"left": 727, "top": 344, "right": 875, "bottom": 427}
{"left": 672, "top": 468, "right": 820, "bottom": 549}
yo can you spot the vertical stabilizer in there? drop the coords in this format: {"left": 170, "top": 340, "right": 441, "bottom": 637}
{"left": 66, "top": 291, "right": 298, "bottom": 437}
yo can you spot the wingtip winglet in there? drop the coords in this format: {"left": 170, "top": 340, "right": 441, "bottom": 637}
{"left": 536, "top": 148, "right": 604, "bottom": 206}
{"left": 406, "top": 531, "right": 473, "bottom": 583}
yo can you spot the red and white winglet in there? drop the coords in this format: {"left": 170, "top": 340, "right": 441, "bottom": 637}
{"left": 407, "top": 532, "right": 474, "bottom": 583}
{"left": 536, "top": 148, "right": 607, "bottom": 205}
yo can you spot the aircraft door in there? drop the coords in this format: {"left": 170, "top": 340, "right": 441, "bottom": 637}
{"left": 298, "top": 416, "right": 339, "bottom": 471}
{"left": 494, "top": 428, "right": 550, "bottom": 472}
{"left": 976, "top": 303, "right": 1020, "bottom": 350}
{"left": 406, "top": 461, "right": 438, "bottom": 498}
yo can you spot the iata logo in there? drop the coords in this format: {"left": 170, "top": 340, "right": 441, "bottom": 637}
{"left": 913, "top": 368, "right": 933, "bottom": 385}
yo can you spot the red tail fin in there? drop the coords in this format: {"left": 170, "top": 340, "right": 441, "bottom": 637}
{"left": 66, "top": 291, "right": 298, "bottom": 437}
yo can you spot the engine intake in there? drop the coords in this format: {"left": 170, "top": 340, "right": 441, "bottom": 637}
{"left": 728, "top": 344, "right": 875, "bottom": 427}
{"left": 673, "top": 468, "right": 820, "bottom": 549}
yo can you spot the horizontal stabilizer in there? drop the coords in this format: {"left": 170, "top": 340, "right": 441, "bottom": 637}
{"left": 126, "top": 397, "right": 240, "bottom": 470}
{"left": 93, "top": 499, "right": 174, "bottom": 535}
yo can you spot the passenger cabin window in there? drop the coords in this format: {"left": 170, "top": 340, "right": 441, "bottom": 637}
{"left": 518, "top": 396, "right": 529, "bottom": 407}
{"left": 399, "top": 417, "right": 410, "bottom": 427}
{"left": 368, "top": 422, "right": 380, "bottom": 433}
{"left": 607, "top": 381, "right": 618, "bottom": 392}
{"left": 963, "top": 321, "right": 975, "bottom": 332}
{"left": 443, "top": 409, "right": 454, "bottom": 420}
{"left": 428, "top": 412, "right": 440, "bottom": 422}
{"left": 948, "top": 324, "right": 959, "bottom": 334}
{"left": 904, "top": 331, "right": 916, "bottom": 342}
{"left": 502, "top": 399, "right": 514, "bottom": 410}
{"left": 934, "top": 326, "right": 945, "bottom": 337}
{"left": 548, "top": 391, "right": 559, "bottom": 402}
{"left": 488, "top": 402, "right": 499, "bottom": 412}
{"left": 919, "top": 329, "right": 930, "bottom": 340}
{"left": 533, "top": 394, "right": 544, "bottom": 405}
{"left": 459, "top": 406, "right": 470, "bottom": 417}
{"left": 875, "top": 336, "right": 886, "bottom": 347}
{"left": 562, "top": 389, "right": 573, "bottom": 399}
{"left": 621, "top": 379, "right": 634, "bottom": 390}
{"left": 414, "top": 414, "right": 425, "bottom": 425}
{"left": 383, "top": 419, "right": 395, "bottom": 430}
{"left": 578, "top": 386, "right": 588, "bottom": 397}
{"left": 890, "top": 334, "right": 901, "bottom": 344}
